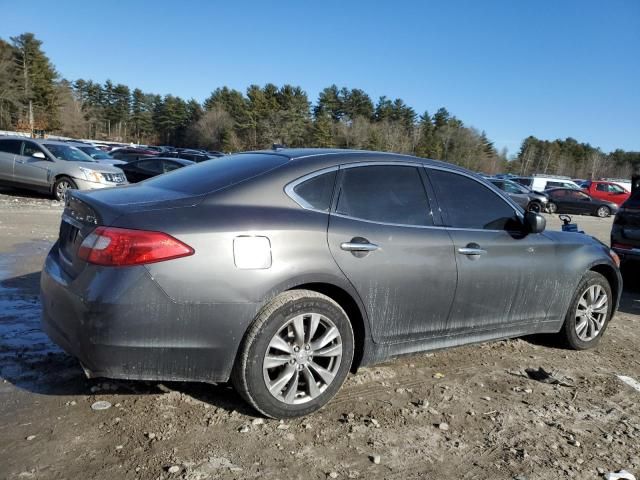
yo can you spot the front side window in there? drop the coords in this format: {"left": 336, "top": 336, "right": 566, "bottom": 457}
{"left": 292, "top": 170, "right": 337, "bottom": 212}
{"left": 429, "top": 169, "right": 519, "bottom": 231}
{"left": 22, "top": 141, "right": 44, "bottom": 157}
{"left": 44, "top": 144, "right": 95, "bottom": 162}
{"left": 0, "top": 139, "right": 22, "bottom": 154}
{"left": 336, "top": 165, "right": 431, "bottom": 226}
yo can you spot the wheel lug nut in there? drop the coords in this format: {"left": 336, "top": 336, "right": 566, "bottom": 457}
{"left": 294, "top": 346, "right": 300, "bottom": 352}
{"left": 305, "top": 344, "right": 310, "bottom": 350}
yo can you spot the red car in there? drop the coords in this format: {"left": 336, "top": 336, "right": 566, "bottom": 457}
{"left": 581, "top": 181, "right": 630, "bottom": 206}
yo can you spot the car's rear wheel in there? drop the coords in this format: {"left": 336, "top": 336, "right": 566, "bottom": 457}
{"left": 596, "top": 205, "right": 611, "bottom": 218}
{"left": 527, "top": 201, "right": 542, "bottom": 213}
{"left": 548, "top": 202, "right": 558, "bottom": 214}
{"left": 53, "top": 176, "right": 77, "bottom": 201}
{"left": 232, "top": 290, "right": 354, "bottom": 418}
{"left": 558, "top": 271, "right": 612, "bottom": 350}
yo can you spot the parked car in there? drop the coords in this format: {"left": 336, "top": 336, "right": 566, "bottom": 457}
{"left": 488, "top": 178, "right": 549, "bottom": 213}
{"left": 512, "top": 175, "right": 581, "bottom": 192}
{"left": 546, "top": 188, "right": 619, "bottom": 217}
{"left": 0, "top": 137, "right": 127, "bottom": 200}
{"left": 163, "top": 150, "right": 218, "bottom": 162}
{"left": 580, "top": 180, "right": 630, "bottom": 206}
{"left": 110, "top": 148, "right": 158, "bottom": 162}
{"left": 119, "top": 157, "right": 194, "bottom": 183}
{"left": 67, "top": 142, "right": 126, "bottom": 167}
{"left": 41, "top": 149, "right": 621, "bottom": 418}
{"left": 611, "top": 187, "right": 640, "bottom": 267}
{"left": 601, "top": 178, "right": 633, "bottom": 192}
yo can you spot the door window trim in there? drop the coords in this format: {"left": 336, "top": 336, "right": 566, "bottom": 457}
{"left": 424, "top": 165, "right": 525, "bottom": 233}
{"left": 332, "top": 162, "right": 436, "bottom": 228}
{"left": 284, "top": 166, "right": 339, "bottom": 212}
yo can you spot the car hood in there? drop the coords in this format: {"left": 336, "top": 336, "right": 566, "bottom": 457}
{"left": 69, "top": 162, "right": 124, "bottom": 173}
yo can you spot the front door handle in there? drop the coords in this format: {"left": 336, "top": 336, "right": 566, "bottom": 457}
{"left": 340, "top": 242, "right": 379, "bottom": 252}
{"left": 457, "top": 243, "right": 487, "bottom": 256}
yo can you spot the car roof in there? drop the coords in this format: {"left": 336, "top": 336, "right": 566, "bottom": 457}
{"left": 239, "top": 148, "right": 469, "bottom": 173}
{"left": 0, "top": 136, "right": 69, "bottom": 146}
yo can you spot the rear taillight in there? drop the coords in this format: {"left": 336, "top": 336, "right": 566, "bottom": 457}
{"left": 78, "top": 227, "right": 194, "bottom": 266}
{"left": 612, "top": 242, "right": 634, "bottom": 250}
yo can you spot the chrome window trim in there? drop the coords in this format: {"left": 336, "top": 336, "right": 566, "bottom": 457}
{"left": 424, "top": 164, "right": 525, "bottom": 222}
{"left": 285, "top": 159, "right": 524, "bottom": 233}
{"left": 284, "top": 166, "right": 339, "bottom": 212}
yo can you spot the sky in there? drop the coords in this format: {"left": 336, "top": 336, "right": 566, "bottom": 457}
{"left": 1, "top": 0, "right": 638, "bottom": 156}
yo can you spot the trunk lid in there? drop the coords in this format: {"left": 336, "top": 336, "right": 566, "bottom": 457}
{"left": 57, "top": 185, "right": 203, "bottom": 278}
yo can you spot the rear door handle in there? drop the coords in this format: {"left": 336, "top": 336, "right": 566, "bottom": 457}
{"left": 340, "top": 242, "right": 379, "bottom": 252}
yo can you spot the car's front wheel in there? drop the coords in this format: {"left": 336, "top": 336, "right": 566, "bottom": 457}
{"left": 232, "top": 290, "right": 354, "bottom": 418}
{"left": 527, "top": 201, "right": 542, "bottom": 213}
{"left": 558, "top": 271, "right": 612, "bottom": 350}
{"left": 547, "top": 202, "right": 558, "bottom": 214}
{"left": 53, "top": 176, "right": 77, "bottom": 201}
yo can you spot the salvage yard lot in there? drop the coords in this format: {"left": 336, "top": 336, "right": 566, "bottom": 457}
{"left": 0, "top": 187, "right": 639, "bottom": 480}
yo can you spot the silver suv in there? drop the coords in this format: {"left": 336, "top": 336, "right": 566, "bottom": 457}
{"left": 0, "top": 137, "right": 127, "bottom": 200}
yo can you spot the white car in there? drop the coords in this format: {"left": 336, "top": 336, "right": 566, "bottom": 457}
{"left": 511, "top": 175, "right": 581, "bottom": 192}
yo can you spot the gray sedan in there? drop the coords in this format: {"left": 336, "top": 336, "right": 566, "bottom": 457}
{"left": 41, "top": 149, "right": 621, "bottom": 418}
{"left": 0, "top": 137, "right": 127, "bottom": 200}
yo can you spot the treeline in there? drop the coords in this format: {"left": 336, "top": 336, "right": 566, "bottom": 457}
{"left": 511, "top": 136, "right": 640, "bottom": 180}
{"left": 1, "top": 32, "right": 638, "bottom": 179}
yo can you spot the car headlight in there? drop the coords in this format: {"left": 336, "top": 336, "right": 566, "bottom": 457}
{"left": 79, "top": 167, "right": 105, "bottom": 184}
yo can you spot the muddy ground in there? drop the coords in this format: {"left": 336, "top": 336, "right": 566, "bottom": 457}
{"left": 0, "top": 186, "right": 639, "bottom": 480}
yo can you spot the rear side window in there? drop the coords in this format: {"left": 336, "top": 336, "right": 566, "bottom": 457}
{"left": 291, "top": 170, "right": 337, "bottom": 212}
{"left": 336, "top": 165, "right": 432, "bottom": 226}
{"left": 429, "top": 169, "right": 519, "bottom": 231}
{"left": 0, "top": 139, "right": 22, "bottom": 154}
{"left": 144, "top": 153, "right": 289, "bottom": 195}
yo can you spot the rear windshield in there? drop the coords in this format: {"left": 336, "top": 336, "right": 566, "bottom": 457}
{"left": 143, "top": 153, "right": 288, "bottom": 195}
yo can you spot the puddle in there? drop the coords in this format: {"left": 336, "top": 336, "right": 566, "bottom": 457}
{"left": 0, "top": 247, "right": 83, "bottom": 393}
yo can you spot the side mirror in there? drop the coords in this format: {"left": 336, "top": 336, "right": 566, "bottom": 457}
{"left": 32, "top": 151, "right": 46, "bottom": 159}
{"left": 524, "top": 211, "right": 546, "bottom": 234}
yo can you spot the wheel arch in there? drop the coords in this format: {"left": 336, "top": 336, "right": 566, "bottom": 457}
{"left": 286, "top": 282, "right": 370, "bottom": 372}
{"left": 589, "top": 263, "right": 620, "bottom": 315}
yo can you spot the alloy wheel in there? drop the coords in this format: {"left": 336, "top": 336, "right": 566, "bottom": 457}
{"left": 596, "top": 206, "right": 610, "bottom": 218}
{"left": 575, "top": 284, "right": 608, "bottom": 341}
{"left": 56, "top": 180, "right": 72, "bottom": 200}
{"left": 262, "top": 312, "right": 343, "bottom": 405}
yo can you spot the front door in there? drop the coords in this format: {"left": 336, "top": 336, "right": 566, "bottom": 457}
{"left": 327, "top": 164, "right": 457, "bottom": 344}
{"left": 427, "top": 168, "right": 558, "bottom": 334}
{"left": 13, "top": 140, "right": 52, "bottom": 188}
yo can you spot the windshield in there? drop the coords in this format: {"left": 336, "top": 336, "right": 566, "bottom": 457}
{"left": 44, "top": 144, "right": 96, "bottom": 162}
{"left": 79, "top": 146, "right": 112, "bottom": 160}
{"left": 144, "top": 153, "right": 288, "bottom": 195}
{"left": 503, "top": 180, "right": 528, "bottom": 194}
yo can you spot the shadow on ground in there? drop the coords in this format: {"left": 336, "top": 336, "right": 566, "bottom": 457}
{"left": 0, "top": 269, "right": 255, "bottom": 415}
{"left": 1, "top": 264, "right": 637, "bottom": 415}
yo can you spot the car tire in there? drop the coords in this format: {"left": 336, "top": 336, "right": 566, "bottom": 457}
{"left": 547, "top": 202, "right": 558, "bottom": 214}
{"left": 596, "top": 206, "right": 611, "bottom": 218}
{"left": 53, "top": 176, "right": 77, "bottom": 201}
{"left": 558, "top": 271, "right": 612, "bottom": 350}
{"left": 232, "top": 290, "right": 354, "bottom": 418}
{"left": 527, "top": 202, "right": 542, "bottom": 213}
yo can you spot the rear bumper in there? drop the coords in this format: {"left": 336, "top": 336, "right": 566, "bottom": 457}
{"left": 40, "top": 245, "right": 259, "bottom": 383}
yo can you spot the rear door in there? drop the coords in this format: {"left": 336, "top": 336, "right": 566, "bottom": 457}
{"left": 426, "top": 168, "right": 557, "bottom": 333}
{"left": 13, "top": 140, "right": 52, "bottom": 188}
{"left": 0, "top": 139, "right": 22, "bottom": 182}
{"left": 327, "top": 163, "right": 457, "bottom": 344}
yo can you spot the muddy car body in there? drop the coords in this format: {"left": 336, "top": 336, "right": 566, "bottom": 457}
{"left": 41, "top": 149, "right": 622, "bottom": 417}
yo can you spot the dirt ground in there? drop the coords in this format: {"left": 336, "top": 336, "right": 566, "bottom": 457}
{"left": 0, "top": 186, "right": 639, "bottom": 480}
